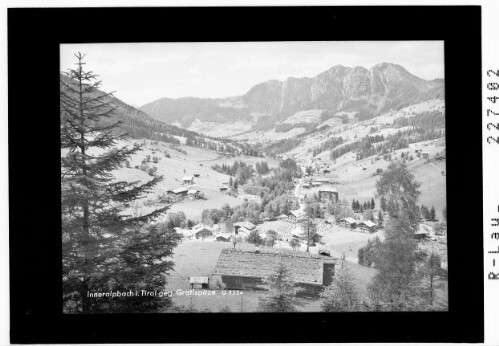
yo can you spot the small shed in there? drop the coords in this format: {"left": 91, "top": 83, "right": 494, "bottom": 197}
{"left": 187, "top": 188, "right": 201, "bottom": 199}
{"left": 414, "top": 230, "right": 429, "bottom": 240}
{"left": 189, "top": 276, "right": 209, "bottom": 289}
{"left": 216, "top": 233, "right": 231, "bottom": 242}
{"left": 414, "top": 224, "right": 431, "bottom": 240}
{"left": 183, "top": 176, "right": 194, "bottom": 185}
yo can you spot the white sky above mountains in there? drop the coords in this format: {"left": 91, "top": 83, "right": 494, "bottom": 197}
{"left": 60, "top": 41, "right": 444, "bottom": 107}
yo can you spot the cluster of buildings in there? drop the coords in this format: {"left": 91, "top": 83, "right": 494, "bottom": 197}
{"left": 287, "top": 211, "right": 377, "bottom": 233}
{"left": 175, "top": 219, "right": 259, "bottom": 242}
{"left": 302, "top": 177, "right": 334, "bottom": 189}
{"left": 166, "top": 175, "right": 202, "bottom": 200}
{"left": 166, "top": 186, "right": 202, "bottom": 200}
{"left": 301, "top": 177, "right": 339, "bottom": 203}
{"left": 167, "top": 175, "right": 233, "bottom": 200}
{"left": 176, "top": 223, "right": 214, "bottom": 239}
{"left": 338, "top": 217, "right": 377, "bottom": 232}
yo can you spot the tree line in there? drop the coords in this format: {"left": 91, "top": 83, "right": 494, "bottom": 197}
{"left": 310, "top": 136, "right": 344, "bottom": 157}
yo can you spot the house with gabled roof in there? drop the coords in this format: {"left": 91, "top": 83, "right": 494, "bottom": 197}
{"left": 212, "top": 248, "right": 337, "bottom": 296}
{"left": 339, "top": 217, "right": 357, "bottom": 229}
{"left": 192, "top": 224, "right": 213, "bottom": 239}
{"left": 318, "top": 186, "right": 339, "bottom": 202}
{"left": 187, "top": 188, "right": 201, "bottom": 199}
{"left": 234, "top": 221, "right": 256, "bottom": 231}
{"left": 359, "top": 220, "right": 377, "bottom": 232}
{"left": 288, "top": 210, "right": 306, "bottom": 223}
{"left": 167, "top": 187, "right": 189, "bottom": 197}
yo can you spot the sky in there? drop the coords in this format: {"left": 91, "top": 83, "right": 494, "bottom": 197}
{"left": 60, "top": 41, "right": 444, "bottom": 107}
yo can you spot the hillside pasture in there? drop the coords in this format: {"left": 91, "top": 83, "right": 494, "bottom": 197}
{"left": 233, "top": 127, "right": 307, "bottom": 143}
{"left": 107, "top": 138, "right": 279, "bottom": 221}
{"left": 283, "top": 109, "right": 323, "bottom": 124}
{"left": 188, "top": 119, "right": 253, "bottom": 138}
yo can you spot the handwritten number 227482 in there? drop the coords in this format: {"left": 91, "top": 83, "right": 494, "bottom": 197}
{"left": 487, "top": 70, "right": 499, "bottom": 144}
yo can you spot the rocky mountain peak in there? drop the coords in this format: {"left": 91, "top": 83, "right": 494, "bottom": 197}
{"left": 140, "top": 62, "right": 444, "bottom": 129}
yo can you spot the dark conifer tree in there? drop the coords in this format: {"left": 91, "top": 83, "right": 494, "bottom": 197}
{"left": 258, "top": 261, "right": 301, "bottom": 312}
{"left": 380, "top": 196, "right": 387, "bottom": 212}
{"left": 61, "top": 52, "right": 177, "bottom": 313}
{"left": 429, "top": 206, "right": 436, "bottom": 221}
{"left": 377, "top": 210, "right": 384, "bottom": 228}
{"left": 369, "top": 161, "right": 426, "bottom": 310}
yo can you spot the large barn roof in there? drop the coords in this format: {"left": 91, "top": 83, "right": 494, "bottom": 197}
{"left": 213, "top": 248, "right": 337, "bottom": 286}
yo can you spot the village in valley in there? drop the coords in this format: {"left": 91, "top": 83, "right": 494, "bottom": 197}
{"left": 113, "top": 129, "right": 447, "bottom": 312}
{"left": 61, "top": 42, "right": 448, "bottom": 313}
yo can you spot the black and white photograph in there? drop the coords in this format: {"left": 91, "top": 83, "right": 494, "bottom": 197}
{"left": 60, "top": 41, "right": 449, "bottom": 314}
{"left": 7, "top": 4, "right": 490, "bottom": 344}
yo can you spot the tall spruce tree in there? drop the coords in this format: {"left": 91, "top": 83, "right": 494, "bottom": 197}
{"left": 301, "top": 198, "right": 319, "bottom": 252}
{"left": 368, "top": 161, "right": 425, "bottom": 310}
{"left": 61, "top": 52, "right": 177, "bottom": 313}
{"left": 429, "top": 206, "right": 436, "bottom": 221}
{"left": 320, "top": 260, "right": 360, "bottom": 312}
{"left": 377, "top": 210, "right": 384, "bottom": 228}
{"left": 258, "top": 260, "right": 301, "bottom": 312}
